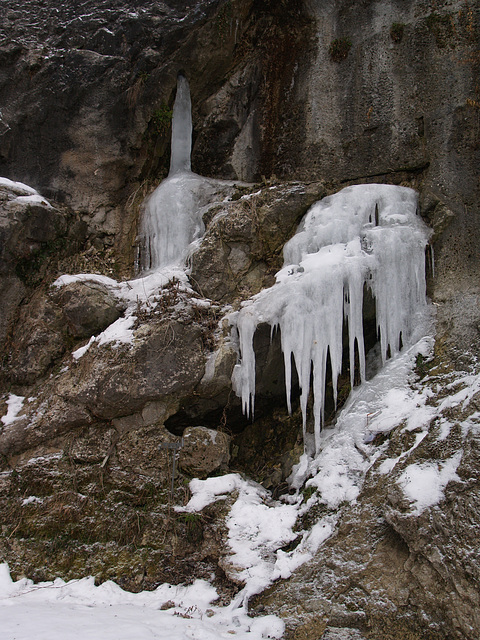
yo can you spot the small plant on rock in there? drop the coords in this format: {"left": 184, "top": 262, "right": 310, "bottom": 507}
{"left": 150, "top": 104, "right": 174, "bottom": 136}
{"left": 301, "top": 485, "right": 317, "bottom": 502}
{"left": 177, "top": 512, "right": 204, "bottom": 543}
{"left": 390, "top": 22, "right": 405, "bottom": 43}
{"left": 328, "top": 37, "right": 352, "bottom": 62}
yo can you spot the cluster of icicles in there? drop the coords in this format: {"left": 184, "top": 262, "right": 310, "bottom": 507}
{"left": 230, "top": 184, "right": 431, "bottom": 454}
{"left": 138, "top": 75, "right": 431, "bottom": 456}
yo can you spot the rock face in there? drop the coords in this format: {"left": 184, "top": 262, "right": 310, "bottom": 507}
{"left": 51, "top": 281, "right": 126, "bottom": 338}
{"left": 1, "top": 0, "right": 478, "bottom": 348}
{"left": 0, "top": 291, "right": 234, "bottom": 591}
{"left": 0, "top": 179, "right": 86, "bottom": 348}
{"left": 254, "top": 361, "right": 480, "bottom": 640}
{"left": 6, "top": 282, "right": 126, "bottom": 385}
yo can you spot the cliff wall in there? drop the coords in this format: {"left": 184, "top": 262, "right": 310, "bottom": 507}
{"left": 0, "top": 2, "right": 479, "bottom": 639}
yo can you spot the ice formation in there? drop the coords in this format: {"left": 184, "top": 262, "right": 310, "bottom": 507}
{"left": 169, "top": 73, "right": 192, "bottom": 175}
{"left": 135, "top": 76, "right": 431, "bottom": 459}
{"left": 230, "top": 184, "right": 431, "bottom": 455}
{"left": 137, "top": 74, "right": 235, "bottom": 271}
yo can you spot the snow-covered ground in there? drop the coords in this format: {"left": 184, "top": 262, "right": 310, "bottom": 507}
{"left": 0, "top": 564, "right": 282, "bottom": 640}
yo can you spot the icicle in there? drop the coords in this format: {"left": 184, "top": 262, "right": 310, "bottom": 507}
{"left": 169, "top": 74, "right": 192, "bottom": 176}
{"left": 230, "top": 184, "right": 431, "bottom": 456}
{"left": 231, "top": 307, "right": 258, "bottom": 419}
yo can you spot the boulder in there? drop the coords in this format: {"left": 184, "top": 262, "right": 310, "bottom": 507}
{"left": 179, "top": 426, "right": 231, "bottom": 478}
{"left": 6, "top": 278, "right": 125, "bottom": 384}
{"left": 189, "top": 181, "right": 325, "bottom": 302}
{"left": 51, "top": 281, "right": 126, "bottom": 338}
{"left": 57, "top": 318, "right": 206, "bottom": 421}
{"left": 7, "top": 291, "right": 66, "bottom": 385}
{"left": 0, "top": 180, "right": 87, "bottom": 359}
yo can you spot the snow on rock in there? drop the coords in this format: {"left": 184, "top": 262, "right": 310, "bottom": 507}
{"left": 272, "top": 516, "right": 337, "bottom": 581}
{"left": 9, "top": 193, "right": 52, "bottom": 208}
{"left": 70, "top": 316, "right": 135, "bottom": 359}
{"left": 290, "top": 333, "right": 434, "bottom": 507}
{"left": 21, "top": 496, "right": 44, "bottom": 506}
{"left": 397, "top": 451, "right": 462, "bottom": 515}
{"left": 1, "top": 394, "right": 25, "bottom": 426}
{"left": 182, "top": 473, "right": 247, "bottom": 512}
{"left": 182, "top": 472, "right": 333, "bottom": 603}
{"left": 53, "top": 274, "right": 122, "bottom": 290}
{"left": 0, "top": 177, "right": 38, "bottom": 196}
{"left": 230, "top": 184, "right": 431, "bottom": 455}
{"left": 53, "top": 269, "right": 192, "bottom": 358}
{"left": 0, "top": 176, "right": 52, "bottom": 208}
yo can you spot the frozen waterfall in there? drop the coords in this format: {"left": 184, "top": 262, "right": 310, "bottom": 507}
{"left": 137, "top": 74, "right": 239, "bottom": 272}
{"left": 137, "top": 74, "right": 201, "bottom": 271}
{"left": 136, "top": 76, "right": 431, "bottom": 460}
{"left": 230, "top": 184, "right": 431, "bottom": 455}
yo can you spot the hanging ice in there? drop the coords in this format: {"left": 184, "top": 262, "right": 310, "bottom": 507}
{"left": 169, "top": 73, "right": 192, "bottom": 175}
{"left": 230, "top": 184, "right": 431, "bottom": 455}
{"left": 137, "top": 74, "right": 235, "bottom": 271}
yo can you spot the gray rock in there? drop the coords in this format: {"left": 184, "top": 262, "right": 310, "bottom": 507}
{"left": 51, "top": 281, "right": 126, "bottom": 338}
{"left": 178, "top": 426, "right": 231, "bottom": 478}
{"left": 67, "top": 424, "right": 116, "bottom": 464}
{"left": 116, "top": 424, "right": 182, "bottom": 482}
{"left": 321, "top": 629, "right": 366, "bottom": 640}
{"left": 0, "top": 275, "right": 26, "bottom": 347}
{"left": 7, "top": 291, "right": 66, "bottom": 385}
{"left": 0, "top": 396, "right": 92, "bottom": 458}
{"left": 56, "top": 318, "right": 206, "bottom": 421}
{"left": 190, "top": 182, "right": 325, "bottom": 302}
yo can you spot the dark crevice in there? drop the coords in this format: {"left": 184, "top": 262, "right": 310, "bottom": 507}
{"left": 340, "top": 162, "right": 430, "bottom": 184}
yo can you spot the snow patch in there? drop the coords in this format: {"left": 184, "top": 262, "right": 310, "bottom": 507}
{"left": 0, "top": 563, "right": 284, "bottom": 640}
{"left": 1, "top": 394, "right": 25, "bottom": 426}
{"left": 397, "top": 451, "right": 462, "bottom": 514}
{"left": 22, "top": 496, "right": 43, "bottom": 506}
{"left": 182, "top": 473, "right": 333, "bottom": 604}
{"left": 9, "top": 194, "right": 52, "bottom": 208}
{"left": 0, "top": 177, "right": 38, "bottom": 195}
